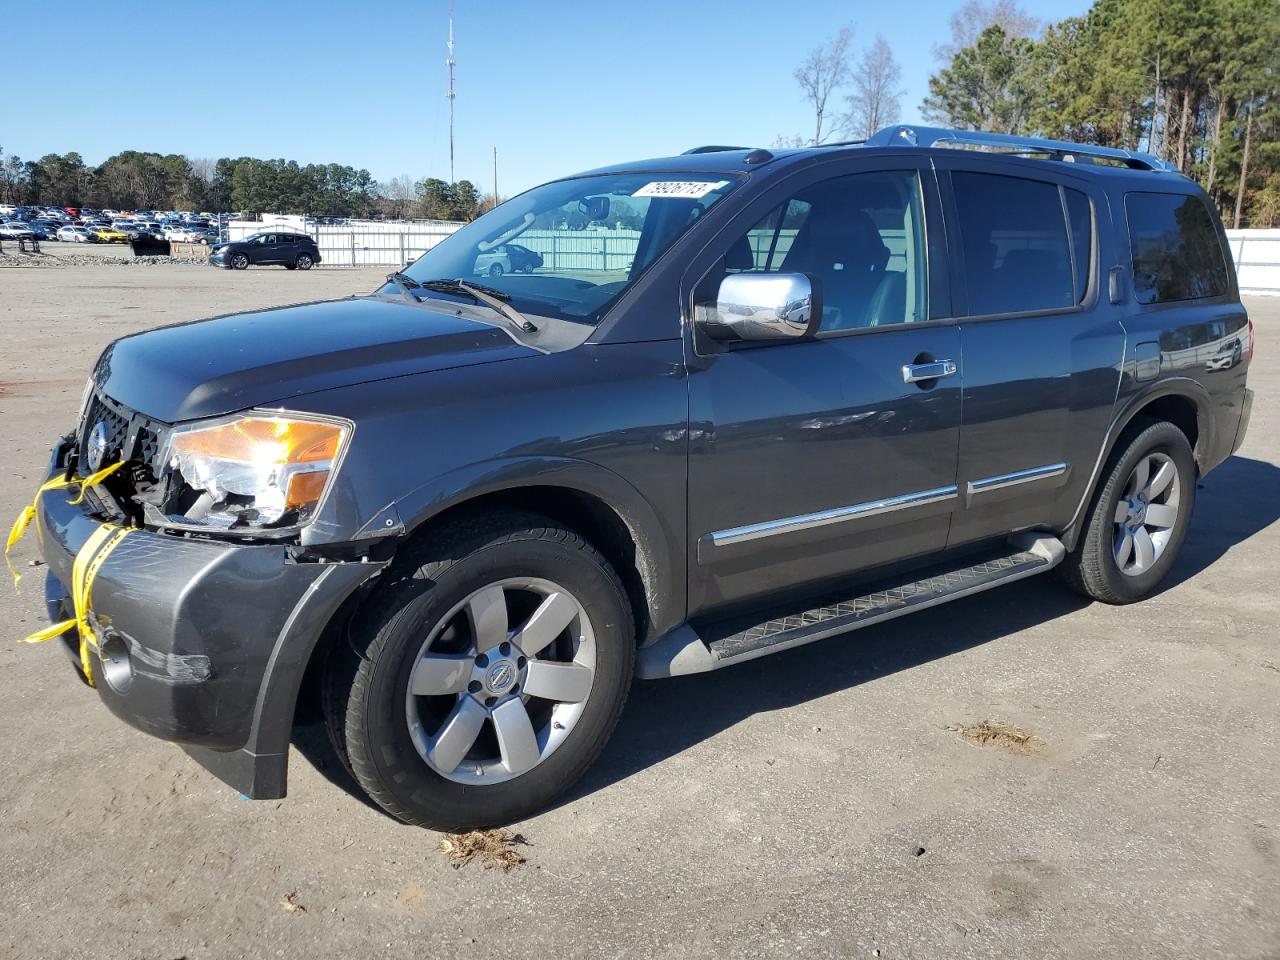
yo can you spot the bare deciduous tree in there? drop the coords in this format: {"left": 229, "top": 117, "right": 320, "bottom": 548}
{"left": 189, "top": 157, "right": 217, "bottom": 184}
{"left": 771, "top": 133, "right": 808, "bottom": 148}
{"left": 843, "top": 35, "right": 905, "bottom": 140}
{"left": 794, "top": 27, "right": 855, "bottom": 145}
{"left": 381, "top": 174, "right": 419, "bottom": 219}
{"left": 932, "top": 0, "right": 1040, "bottom": 62}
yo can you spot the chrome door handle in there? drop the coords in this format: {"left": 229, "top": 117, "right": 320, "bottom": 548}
{"left": 902, "top": 359, "right": 958, "bottom": 383}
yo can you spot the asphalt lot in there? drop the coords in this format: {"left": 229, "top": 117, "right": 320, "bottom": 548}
{"left": 1, "top": 263, "right": 1277, "bottom": 960}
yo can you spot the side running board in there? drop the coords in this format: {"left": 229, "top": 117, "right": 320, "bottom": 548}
{"left": 636, "top": 534, "right": 1065, "bottom": 679}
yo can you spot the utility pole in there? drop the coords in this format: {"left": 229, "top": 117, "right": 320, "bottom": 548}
{"left": 446, "top": 0, "right": 456, "bottom": 184}
{"left": 493, "top": 146, "right": 498, "bottom": 209}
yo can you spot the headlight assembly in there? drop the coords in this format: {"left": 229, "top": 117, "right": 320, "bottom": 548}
{"left": 161, "top": 413, "right": 350, "bottom": 531}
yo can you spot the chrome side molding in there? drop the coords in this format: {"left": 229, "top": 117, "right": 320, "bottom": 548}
{"left": 968, "top": 462, "right": 1068, "bottom": 496}
{"left": 706, "top": 484, "right": 958, "bottom": 549}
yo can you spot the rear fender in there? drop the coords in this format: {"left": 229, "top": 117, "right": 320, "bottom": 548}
{"left": 1060, "top": 378, "right": 1213, "bottom": 550}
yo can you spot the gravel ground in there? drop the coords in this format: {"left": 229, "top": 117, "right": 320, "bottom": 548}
{"left": 0, "top": 239, "right": 210, "bottom": 268}
{"left": 1, "top": 265, "right": 1277, "bottom": 960}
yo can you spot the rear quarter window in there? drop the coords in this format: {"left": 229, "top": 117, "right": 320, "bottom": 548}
{"left": 1125, "top": 192, "right": 1230, "bottom": 305}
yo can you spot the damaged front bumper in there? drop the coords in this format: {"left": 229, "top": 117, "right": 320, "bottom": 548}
{"left": 34, "top": 440, "right": 388, "bottom": 798}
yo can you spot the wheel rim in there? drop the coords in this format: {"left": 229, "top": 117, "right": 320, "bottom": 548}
{"left": 298, "top": 255, "right": 311, "bottom": 268}
{"left": 1112, "top": 452, "right": 1181, "bottom": 576}
{"left": 489, "top": 264, "right": 502, "bottom": 276}
{"left": 233, "top": 255, "right": 247, "bottom": 268}
{"left": 405, "top": 577, "right": 596, "bottom": 785}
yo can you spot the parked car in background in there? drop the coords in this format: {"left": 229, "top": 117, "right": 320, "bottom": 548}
{"left": 87, "top": 225, "right": 129, "bottom": 243}
{"left": 473, "top": 242, "right": 544, "bottom": 276}
{"left": 56, "top": 225, "right": 96, "bottom": 243}
{"left": 29, "top": 221, "right": 62, "bottom": 240}
{"left": 163, "top": 225, "right": 207, "bottom": 242}
{"left": 208, "top": 232, "right": 321, "bottom": 269}
{"left": 0, "top": 221, "right": 36, "bottom": 240}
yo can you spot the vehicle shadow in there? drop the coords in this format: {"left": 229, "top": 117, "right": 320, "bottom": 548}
{"left": 1160, "top": 454, "right": 1280, "bottom": 592}
{"left": 567, "top": 454, "right": 1280, "bottom": 804}
{"left": 290, "top": 455, "right": 1279, "bottom": 818}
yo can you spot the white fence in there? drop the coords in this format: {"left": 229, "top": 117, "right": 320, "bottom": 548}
{"left": 1226, "top": 229, "right": 1280, "bottom": 297}
{"left": 227, "top": 217, "right": 465, "bottom": 267}
{"left": 227, "top": 217, "right": 1280, "bottom": 295}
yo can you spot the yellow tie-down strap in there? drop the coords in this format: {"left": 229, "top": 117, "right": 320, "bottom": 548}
{"left": 6, "top": 461, "right": 132, "bottom": 687}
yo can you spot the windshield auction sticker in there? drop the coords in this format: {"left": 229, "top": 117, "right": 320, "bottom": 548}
{"left": 632, "top": 180, "right": 729, "bottom": 199}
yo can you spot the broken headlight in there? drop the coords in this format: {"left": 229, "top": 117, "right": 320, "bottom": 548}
{"left": 160, "top": 413, "right": 350, "bottom": 531}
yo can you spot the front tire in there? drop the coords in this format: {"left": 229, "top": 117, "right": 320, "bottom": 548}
{"left": 1061, "top": 420, "right": 1196, "bottom": 604}
{"left": 231, "top": 253, "right": 249, "bottom": 270}
{"left": 324, "top": 512, "right": 634, "bottom": 830}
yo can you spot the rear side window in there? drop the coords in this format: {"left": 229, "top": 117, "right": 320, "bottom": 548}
{"left": 953, "top": 172, "right": 1082, "bottom": 316}
{"left": 1125, "top": 193, "right": 1229, "bottom": 304}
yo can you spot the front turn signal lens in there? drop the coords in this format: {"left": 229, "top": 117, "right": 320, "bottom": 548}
{"left": 169, "top": 417, "right": 343, "bottom": 465}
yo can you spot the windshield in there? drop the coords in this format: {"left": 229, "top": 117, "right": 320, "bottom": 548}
{"left": 392, "top": 171, "right": 741, "bottom": 324}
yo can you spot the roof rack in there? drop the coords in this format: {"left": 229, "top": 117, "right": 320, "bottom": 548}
{"left": 864, "top": 125, "right": 1182, "bottom": 173}
{"left": 682, "top": 145, "right": 752, "bottom": 155}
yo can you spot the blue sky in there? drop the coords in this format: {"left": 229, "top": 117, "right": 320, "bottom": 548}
{"left": 4, "top": 0, "right": 1089, "bottom": 195}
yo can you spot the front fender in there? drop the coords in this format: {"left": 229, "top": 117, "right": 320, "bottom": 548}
{"left": 374, "top": 455, "right": 684, "bottom": 643}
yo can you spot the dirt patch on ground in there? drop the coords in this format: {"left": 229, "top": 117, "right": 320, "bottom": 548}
{"left": 439, "top": 829, "right": 529, "bottom": 871}
{"left": 953, "top": 720, "right": 1045, "bottom": 756}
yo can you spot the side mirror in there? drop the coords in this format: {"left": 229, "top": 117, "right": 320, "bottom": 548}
{"left": 578, "top": 196, "right": 610, "bottom": 222}
{"left": 698, "top": 273, "right": 821, "bottom": 341}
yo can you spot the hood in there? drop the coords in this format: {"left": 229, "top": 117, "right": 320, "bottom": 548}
{"left": 96, "top": 295, "right": 540, "bottom": 422}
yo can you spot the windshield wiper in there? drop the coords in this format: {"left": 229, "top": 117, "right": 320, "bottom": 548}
{"left": 384, "top": 271, "right": 422, "bottom": 301}
{"left": 418, "top": 278, "right": 539, "bottom": 333}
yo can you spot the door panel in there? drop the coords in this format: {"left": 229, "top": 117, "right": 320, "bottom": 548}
{"left": 689, "top": 328, "right": 962, "bottom": 613}
{"left": 255, "top": 235, "right": 280, "bottom": 263}
{"left": 685, "top": 161, "right": 961, "bottom": 617}
{"left": 937, "top": 160, "right": 1126, "bottom": 545}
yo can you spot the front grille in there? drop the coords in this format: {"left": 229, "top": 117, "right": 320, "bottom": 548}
{"left": 77, "top": 390, "right": 167, "bottom": 479}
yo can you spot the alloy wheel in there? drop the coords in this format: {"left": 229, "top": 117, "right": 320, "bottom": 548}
{"left": 1112, "top": 451, "right": 1181, "bottom": 576}
{"left": 405, "top": 577, "right": 596, "bottom": 785}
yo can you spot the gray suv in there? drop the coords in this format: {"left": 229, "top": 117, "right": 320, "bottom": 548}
{"left": 23, "top": 127, "right": 1253, "bottom": 829}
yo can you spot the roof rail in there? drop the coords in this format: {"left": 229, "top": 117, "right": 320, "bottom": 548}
{"left": 682, "top": 145, "right": 753, "bottom": 155}
{"left": 864, "top": 125, "right": 1182, "bottom": 173}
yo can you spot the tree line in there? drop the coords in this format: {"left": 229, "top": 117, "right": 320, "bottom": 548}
{"left": 789, "top": 0, "right": 1279, "bottom": 227}
{"left": 0, "top": 147, "right": 493, "bottom": 221}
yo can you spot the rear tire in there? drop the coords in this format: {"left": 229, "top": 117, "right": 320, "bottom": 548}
{"left": 295, "top": 253, "right": 314, "bottom": 270}
{"left": 323, "top": 511, "right": 634, "bottom": 830}
{"left": 1061, "top": 420, "right": 1196, "bottom": 604}
{"left": 488, "top": 263, "right": 504, "bottom": 277}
